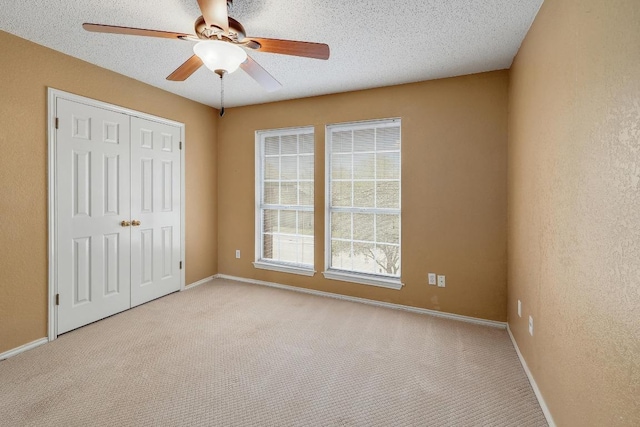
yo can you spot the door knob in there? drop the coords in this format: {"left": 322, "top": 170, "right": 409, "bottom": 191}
{"left": 120, "top": 220, "right": 131, "bottom": 227}
{"left": 132, "top": 220, "right": 141, "bottom": 226}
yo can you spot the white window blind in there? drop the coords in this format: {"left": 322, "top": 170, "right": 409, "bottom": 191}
{"left": 325, "top": 119, "right": 401, "bottom": 282}
{"left": 255, "top": 127, "right": 314, "bottom": 273}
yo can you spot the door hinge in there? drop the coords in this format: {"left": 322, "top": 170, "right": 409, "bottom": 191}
{"left": 55, "top": 117, "right": 59, "bottom": 129}
{"left": 179, "top": 141, "right": 182, "bottom": 150}
{"left": 55, "top": 294, "right": 60, "bottom": 306}
{"left": 179, "top": 261, "right": 183, "bottom": 270}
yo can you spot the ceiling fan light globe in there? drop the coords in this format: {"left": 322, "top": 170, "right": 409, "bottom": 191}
{"left": 193, "top": 40, "right": 247, "bottom": 74}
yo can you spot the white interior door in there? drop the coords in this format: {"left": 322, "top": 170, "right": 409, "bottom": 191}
{"left": 56, "top": 99, "right": 131, "bottom": 334}
{"left": 130, "top": 117, "right": 182, "bottom": 307}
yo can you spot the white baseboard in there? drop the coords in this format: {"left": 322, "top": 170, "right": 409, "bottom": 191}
{"left": 507, "top": 325, "right": 556, "bottom": 427}
{"left": 215, "top": 274, "right": 506, "bottom": 329}
{"left": 0, "top": 337, "right": 48, "bottom": 361}
{"left": 184, "top": 275, "right": 216, "bottom": 290}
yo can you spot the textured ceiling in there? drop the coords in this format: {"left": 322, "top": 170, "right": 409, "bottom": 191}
{"left": 0, "top": 1, "right": 543, "bottom": 108}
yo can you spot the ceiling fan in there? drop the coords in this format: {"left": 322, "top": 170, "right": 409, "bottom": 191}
{"left": 83, "top": 0, "right": 330, "bottom": 114}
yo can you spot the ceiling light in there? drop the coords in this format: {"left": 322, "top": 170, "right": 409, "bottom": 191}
{"left": 193, "top": 40, "right": 247, "bottom": 74}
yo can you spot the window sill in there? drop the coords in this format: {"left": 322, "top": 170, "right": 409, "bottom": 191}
{"left": 253, "top": 261, "right": 316, "bottom": 277}
{"left": 322, "top": 270, "right": 403, "bottom": 290}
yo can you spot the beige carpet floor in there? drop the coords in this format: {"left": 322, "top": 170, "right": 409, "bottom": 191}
{"left": 0, "top": 278, "right": 547, "bottom": 426}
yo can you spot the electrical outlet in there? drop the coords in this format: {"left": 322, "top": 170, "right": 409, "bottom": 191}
{"left": 528, "top": 316, "right": 534, "bottom": 336}
{"left": 437, "top": 275, "right": 446, "bottom": 287}
{"left": 428, "top": 273, "right": 436, "bottom": 285}
{"left": 235, "top": 250, "right": 241, "bottom": 259}
{"left": 517, "top": 300, "right": 522, "bottom": 317}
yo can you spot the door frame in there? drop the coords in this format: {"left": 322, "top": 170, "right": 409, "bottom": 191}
{"left": 47, "top": 88, "right": 186, "bottom": 341}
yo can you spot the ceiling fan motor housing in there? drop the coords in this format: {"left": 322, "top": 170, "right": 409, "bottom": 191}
{"left": 195, "top": 15, "right": 245, "bottom": 41}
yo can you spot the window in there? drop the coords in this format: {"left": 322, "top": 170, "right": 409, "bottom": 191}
{"left": 254, "top": 127, "right": 315, "bottom": 276}
{"left": 324, "top": 119, "right": 402, "bottom": 289}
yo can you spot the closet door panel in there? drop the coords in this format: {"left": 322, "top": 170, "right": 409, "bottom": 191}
{"left": 56, "top": 99, "right": 131, "bottom": 334}
{"left": 130, "top": 117, "right": 181, "bottom": 307}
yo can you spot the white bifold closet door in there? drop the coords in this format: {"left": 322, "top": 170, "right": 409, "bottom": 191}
{"left": 56, "top": 99, "right": 181, "bottom": 334}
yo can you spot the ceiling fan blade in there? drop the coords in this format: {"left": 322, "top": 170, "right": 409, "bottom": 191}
{"left": 197, "top": 0, "right": 229, "bottom": 32}
{"left": 166, "top": 55, "right": 204, "bottom": 81}
{"left": 245, "top": 38, "right": 330, "bottom": 60}
{"left": 83, "top": 23, "right": 190, "bottom": 40}
{"left": 240, "top": 56, "right": 282, "bottom": 92}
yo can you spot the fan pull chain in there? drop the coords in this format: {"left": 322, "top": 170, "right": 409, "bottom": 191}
{"left": 219, "top": 71, "right": 225, "bottom": 117}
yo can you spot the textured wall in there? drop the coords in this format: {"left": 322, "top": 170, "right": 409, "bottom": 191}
{"left": 508, "top": 0, "right": 640, "bottom": 425}
{"left": 217, "top": 71, "right": 509, "bottom": 322}
{"left": 0, "top": 31, "right": 218, "bottom": 353}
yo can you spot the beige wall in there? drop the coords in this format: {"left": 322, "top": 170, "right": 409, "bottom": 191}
{"left": 218, "top": 71, "right": 508, "bottom": 322}
{"left": 508, "top": 0, "right": 640, "bottom": 425}
{"left": 0, "top": 31, "right": 218, "bottom": 353}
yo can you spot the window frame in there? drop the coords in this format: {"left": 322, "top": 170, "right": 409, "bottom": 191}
{"left": 254, "top": 126, "right": 316, "bottom": 277}
{"left": 323, "top": 118, "right": 403, "bottom": 290}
